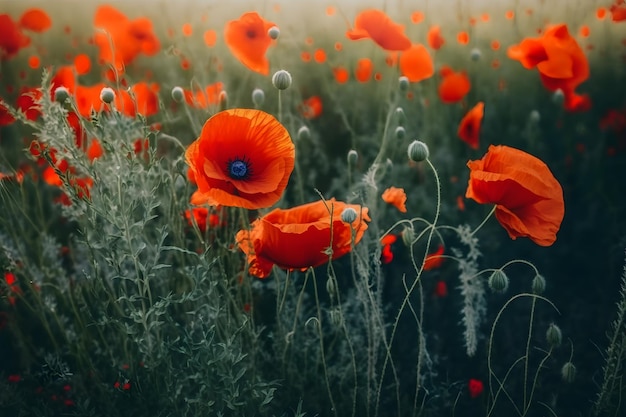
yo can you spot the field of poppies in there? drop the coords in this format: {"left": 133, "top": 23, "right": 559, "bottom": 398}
{"left": 0, "top": 1, "right": 625, "bottom": 416}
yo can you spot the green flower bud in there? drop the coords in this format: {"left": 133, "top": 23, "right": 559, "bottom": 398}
{"left": 252, "top": 88, "right": 265, "bottom": 106}
{"left": 272, "top": 70, "right": 292, "bottom": 90}
{"left": 297, "top": 126, "right": 310, "bottom": 141}
{"left": 347, "top": 149, "right": 358, "bottom": 165}
{"left": 531, "top": 274, "right": 546, "bottom": 294}
{"left": 395, "top": 107, "right": 405, "bottom": 123}
{"left": 407, "top": 140, "right": 429, "bottom": 162}
{"left": 395, "top": 126, "right": 406, "bottom": 140}
{"left": 268, "top": 26, "right": 280, "bottom": 40}
{"left": 546, "top": 323, "right": 562, "bottom": 348}
{"left": 100, "top": 87, "right": 115, "bottom": 104}
{"left": 398, "top": 76, "right": 410, "bottom": 91}
{"left": 171, "top": 86, "right": 184, "bottom": 102}
{"left": 552, "top": 89, "right": 564, "bottom": 105}
{"left": 561, "top": 362, "right": 576, "bottom": 383}
{"left": 401, "top": 226, "right": 415, "bottom": 247}
{"left": 488, "top": 270, "right": 509, "bottom": 293}
{"left": 341, "top": 207, "right": 358, "bottom": 224}
{"left": 470, "top": 48, "right": 482, "bottom": 61}
{"left": 54, "top": 86, "right": 69, "bottom": 103}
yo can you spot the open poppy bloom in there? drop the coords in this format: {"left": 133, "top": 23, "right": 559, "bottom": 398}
{"left": 185, "top": 109, "right": 294, "bottom": 209}
{"left": 382, "top": 186, "right": 407, "bottom": 213}
{"left": 224, "top": 12, "right": 275, "bottom": 75}
{"left": 346, "top": 9, "right": 411, "bottom": 51}
{"left": 235, "top": 199, "right": 370, "bottom": 278}
{"left": 94, "top": 5, "right": 160, "bottom": 73}
{"left": 457, "top": 102, "right": 485, "bottom": 149}
{"left": 507, "top": 24, "right": 589, "bottom": 112}
{"left": 465, "top": 145, "right": 565, "bottom": 246}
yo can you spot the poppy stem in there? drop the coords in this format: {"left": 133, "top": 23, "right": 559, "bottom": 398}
{"left": 471, "top": 205, "right": 496, "bottom": 236}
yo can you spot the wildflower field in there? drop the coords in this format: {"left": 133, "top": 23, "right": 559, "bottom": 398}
{"left": 0, "top": 0, "right": 625, "bottom": 416}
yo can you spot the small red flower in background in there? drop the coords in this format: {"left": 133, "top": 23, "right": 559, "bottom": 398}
{"left": 468, "top": 378, "right": 484, "bottom": 398}
{"left": 7, "top": 374, "right": 21, "bottom": 383}
{"left": 299, "top": 96, "right": 323, "bottom": 119}
{"left": 4, "top": 272, "right": 21, "bottom": 305}
{"left": 380, "top": 234, "right": 397, "bottom": 264}
{"left": 381, "top": 187, "right": 407, "bottom": 213}
{"left": 434, "top": 280, "right": 448, "bottom": 297}
{"left": 184, "top": 207, "right": 221, "bottom": 232}
{"left": 457, "top": 102, "right": 485, "bottom": 150}
{"left": 224, "top": 12, "right": 275, "bottom": 75}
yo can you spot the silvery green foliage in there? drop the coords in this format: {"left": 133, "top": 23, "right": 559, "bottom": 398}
{"left": 453, "top": 224, "right": 486, "bottom": 357}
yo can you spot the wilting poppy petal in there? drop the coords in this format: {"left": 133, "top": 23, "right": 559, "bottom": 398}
{"left": 236, "top": 199, "right": 370, "bottom": 278}
{"left": 224, "top": 12, "right": 275, "bottom": 75}
{"left": 346, "top": 9, "right": 411, "bottom": 51}
{"left": 399, "top": 44, "right": 434, "bottom": 83}
{"left": 381, "top": 187, "right": 407, "bottom": 213}
{"left": 186, "top": 109, "right": 294, "bottom": 209}
{"left": 465, "top": 145, "right": 565, "bottom": 246}
{"left": 457, "top": 102, "right": 485, "bottom": 149}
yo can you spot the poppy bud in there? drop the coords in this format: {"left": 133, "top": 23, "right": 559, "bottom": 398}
{"left": 470, "top": 48, "right": 482, "bottom": 61}
{"left": 252, "top": 88, "right": 265, "bottom": 106}
{"left": 407, "top": 140, "right": 429, "bottom": 162}
{"left": 268, "top": 26, "right": 280, "bottom": 40}
{"left": 54, "top": 87, "right": 69, "bottom": 103}
{"left": 401, "top": 226, "right": 415, "bottom": 247}
{"left": 395, "top": 107, "right": 405, "bottom": 123}
{"left": 341, "top": 207, "right": 358, "bottom": 224}
{"left": 272, "top": 70, "right": 292, "bottom": 90}
{"left": 529, "top": 110, "right": 541, "bottom": 124}
{"left": 218, "top": 91, "right": 228, "bottom": 111}
{"left": 398, "top": 76, "right": 410, "bottom": 91}
{"left": 488, "top": 270, "right": 509, "bottom": 293}
{"left": 552, "top": 89, "right": 564, "bottom": 105}
{"left": 171, "top": 86, "right": 184, "bottom": 102}
{"left": 395, "top": 126, "right": 406, "bottom": 140}
{"left": 297, "top": 126, "right": 310, "bottom": 141}
{"left": 326, "top": 277, "right": 336, "bottom": 296}
{"left": 546, "top": 323, "right": 562, "bottom": 348}
{"left": 347, "top": 149, "right": 358, "bottom": 165}
{"left": 531, "top": 274, "right": 546, "bottom": 294}
{"left": 100, "top": 87, "right": 115, "bottom": 104}
{"left": 561, "top": 361, "right": 576, "bottom": 383}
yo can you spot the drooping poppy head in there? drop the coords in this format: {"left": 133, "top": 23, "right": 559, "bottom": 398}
{"left": 465, "top": 145, "right": 565, "bottom": 246}
{"left": 185, "top": 109, "right": 295, "bottom": 209}
{"left": 346, "top": 9, "right": 411, "bottom": 51}
{"left": 235, "top": 199, "right": 370, "bottom": 278}
{"left": 457, "top": 102, "right": 485, "bottom": 149}
{"left": 224, "top": 12, "right": 275, "bottom": 75}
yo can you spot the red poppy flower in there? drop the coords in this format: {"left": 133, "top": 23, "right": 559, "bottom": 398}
{"left": 299, "top": 96, "right": 323, "bottom": 119}
{"left": 224, "top": 12, "right": 275, "bottom": 75}
{"left": 468, "top": 378, "right": 484, "bottom": 398}
{"left": 19, "top": 9, "right": 52, "bottom": 32}
{"left": 457, "top": 102, "right": 485, "bottom": 149}
{"left": 438, "top": 66, "right": 471, "bottom": 104}
{"left": 346, "top": 9, "right": 411, "bottom": 51}
{"left": 399, "top": 44, "right": 434, "bottom": 83}
{"left": 507, "top": 24, "right": 589, "bottom": 112}
{"left": 183, "top": 82, "right": 224, "bottom": 109}
{"left": 380, "top": 234, "right": 397, "bottom": 264}
{"left": 0, "top": 14, "right": 30, "bottom": 60}
{"left": 94, "top": 5, "right": 160, "bottom": 73}
{"left": 236, "top": 199, "right": 370, "bottom": 278}
{"left": 427, "top": 25, "right": 445, "bottom": 50}
{"left": 465, "top": 145, "right": 565, "bottom": 246}
{"left": 382, "top": 187, "right": 407, "bottom": 213}
{"left": 185, "top": 109, "right": 294, "bottom": 209}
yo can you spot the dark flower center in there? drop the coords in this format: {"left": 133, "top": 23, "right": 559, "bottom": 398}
{"left": 228, "top": 158, "right": 251, "bottom": 180}
{"left": 246, "top": 29, "right": 257, "bottom": 39}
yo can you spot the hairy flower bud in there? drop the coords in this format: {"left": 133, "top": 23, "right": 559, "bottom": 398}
{"left": 395, "top": 126, "right": 406, "bottom": 140}
{"left": 171, "top": 86, "right": 184, "bottom": 102}
{"left": 272, "top": 70, "right": 292, "bottom": 90}
{"left": 252, "top": 88, "right": 265, "bottom": 106}
{"left": 54, "top": 86, "right": 69, "bottom": 103}
{"left": 268, "top": 26, "right": 280, "bottom": 40}
{"left": 297, "top": 126, "right": 310, "bottom": 141}
{"left": 561, "top": 362, "right": 576, "bottom": 383}
{"left": 488, "top": 270, "right": 509, "bottom": 293}
{"left": 532, "top": 274, "right": 546, "bottom": 294}
{"left": 347, "top": 149, "right": 358, "bottom": 165}
{"left": 100, "top": 87, "right": 115, "bottom": 104}
{"left": 340, "top": 207, "right": 358, "bottom": 224}
{"left": 398, "top": 76, "right": 410, "bottom": 91}
{"left": 546, "top": 323, "right": 562, "bottom": 348}
{"left": 407, "top": 140, "right": 429, "bottom": 162}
